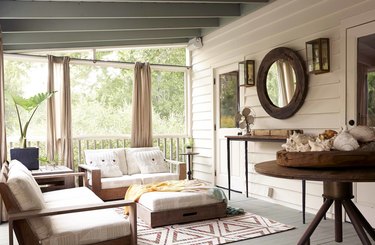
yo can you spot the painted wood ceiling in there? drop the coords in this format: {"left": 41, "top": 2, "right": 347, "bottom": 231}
{"left": 0, "top": 0, "right": 271, "bottom": 52}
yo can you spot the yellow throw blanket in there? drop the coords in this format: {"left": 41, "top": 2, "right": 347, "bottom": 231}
{"left": 124, "top": 179, "right": 213, "bottom": 214}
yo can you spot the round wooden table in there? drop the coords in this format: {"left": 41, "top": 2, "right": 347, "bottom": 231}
{"left": 255, "top": 160, "right": 375, "bottom": 245}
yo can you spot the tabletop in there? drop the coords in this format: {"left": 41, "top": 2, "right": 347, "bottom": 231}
{"left": 255, "top": 160, "right": 375, "bottom": 182}
{"left": 31, "top": 165, "right": 73, "bottom": 175}
{"left": 225, "top": 135, "right": 287, "bottom": 142}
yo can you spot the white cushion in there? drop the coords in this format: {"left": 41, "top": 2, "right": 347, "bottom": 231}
{"left": 42, "top": 209, "right": 130, "bottom": 245}
{"left": 84, "top": 149, "right": 124, "bottom": 177}
{"left": 138, "top": 191, "right": 223, "bottom": 212}
{"left": 98, "top": 175, "right": 143, "bottom": 189}
{"left": 44, "top": 187, "right": 102, "bottom": 208}
{"left": 42, "top": 187, "right": 130, "bottom": 244}
{"left": 125, "top": 147, "right": 164, "bottom": 175}
{"left": 132, "top": 173, "right": 179, "bottom": 185}
{"left": 136, "top": 151, "right": 169, "bottom": 174}
{"left": 7, "top": 167, "right": 51, "bottom": 240}
{"left": 9, "top": 159, "right": 30, "bottom": 173}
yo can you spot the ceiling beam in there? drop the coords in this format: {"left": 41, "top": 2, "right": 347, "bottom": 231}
{"left": 0, "top": 1, "right": 240, "bottom": 19}
{"left": 3, "top": 29, "right": 201, "bottom": 45}
{"left": 0, "top": 18, "right": 219, "bottom": 32}
{"left": 45, "top": 0, "right": 269, "bottom": 2}
{"left": 3, "top": 38, "right": 189, "bottom": 52}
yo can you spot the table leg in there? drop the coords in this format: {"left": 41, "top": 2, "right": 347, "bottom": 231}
{"left": 297, "top": 199, "right": 333, "bottom": 245}
{"left": 302, "top": 180, "right": 306, "bottom": 224}
{"left": 187, "top": 155, "right": 192, "bottom": 180}
{"left": 344, "top": 199, "right": 375, "bottom": 241}
{"left": 245, "top": 141, "right": 248, "bottom": 198}
{"left": 227, "top": 138, "right": 231, "bottom": 200}
{"left": 342, "top": 200, "right": 372, "bottom": 245}
{"left": 334, "top": 200, "right": 343, "bottom": 242}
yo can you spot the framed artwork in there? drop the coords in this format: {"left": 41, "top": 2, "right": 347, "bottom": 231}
{"left": 239, "top": 60, "right": 255, "bottom": 86}
{"left": 219, "top": 71, "right": 239, "bottom": 128}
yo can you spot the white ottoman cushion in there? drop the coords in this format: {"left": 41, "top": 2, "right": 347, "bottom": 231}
{"left": 138, "top": 191, "right": 223, "bottom": 212}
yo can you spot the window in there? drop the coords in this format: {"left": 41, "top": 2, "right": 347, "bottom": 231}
{"left": 219, "top": 71, "right": 239, "bottom": 128}
{"left": 4, "top": 59, "right": 48, "bottom": 149}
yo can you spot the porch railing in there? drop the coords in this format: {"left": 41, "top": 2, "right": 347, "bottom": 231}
{"left": 7, "top": 135, "right": 189, "bottom": 170}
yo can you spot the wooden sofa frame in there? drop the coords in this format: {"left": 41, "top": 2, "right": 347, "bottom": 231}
{"left": 79, "top": 159, "right": 186, "bottom": 201}
{"left": 0, "top": 163, "right": 137, "bottom": 245}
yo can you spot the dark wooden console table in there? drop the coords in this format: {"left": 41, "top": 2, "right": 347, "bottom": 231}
{"left": 255, "top": 160, "right": 375, "bottom": 245}
{"left": 225, "top": 135, "right": 286, "bottom": 200}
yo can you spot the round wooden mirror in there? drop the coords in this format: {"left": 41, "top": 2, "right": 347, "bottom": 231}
{"left": 256, "top": 47, "right": 308, "bottom": 119}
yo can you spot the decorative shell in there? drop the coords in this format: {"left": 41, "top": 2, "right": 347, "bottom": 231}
{"left": 333, "top": 130, "right": 360, "bottom": 151}
{"left": 308, "top": 138, "right": 332, "bottom": 152}
{"left": 349, "top": 126, "right": 375, "bottom": 142}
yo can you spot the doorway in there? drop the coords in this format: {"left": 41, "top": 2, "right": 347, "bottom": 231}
{"left": 213, "top": 64, "right": 245, "bottom": 193}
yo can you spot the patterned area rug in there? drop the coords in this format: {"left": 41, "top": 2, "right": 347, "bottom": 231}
{"left": 136, "top": 212, "right": 294, "bottom": 245}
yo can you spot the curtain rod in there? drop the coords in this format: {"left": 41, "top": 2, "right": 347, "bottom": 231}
{"left": 4, "top": 52, "right": 191, "bottom": 71}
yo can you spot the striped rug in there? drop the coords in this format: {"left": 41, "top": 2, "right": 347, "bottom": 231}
{"left": 136, "top": 212, "right": 294, "bottom": 245}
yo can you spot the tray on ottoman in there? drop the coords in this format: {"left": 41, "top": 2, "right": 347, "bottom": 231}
{"left": 137, "top": 191, "right": 227, "bottom": 228}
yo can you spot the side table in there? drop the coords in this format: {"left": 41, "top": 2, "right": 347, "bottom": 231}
{"left": 179, "top": 152, "right": 199, "bottom": 180}
{"left": 31, "top": 165, "right": 81, "bottom": 192}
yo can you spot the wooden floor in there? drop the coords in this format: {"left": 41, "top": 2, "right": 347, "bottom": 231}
{"left": 0, "top": 191, "right": 368, "bottom": 245}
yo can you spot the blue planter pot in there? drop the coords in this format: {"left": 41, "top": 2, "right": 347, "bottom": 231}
{"left": 10, "top": 147, "right": 39, "bottom": 170}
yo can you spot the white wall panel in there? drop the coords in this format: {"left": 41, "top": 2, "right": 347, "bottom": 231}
{"left": 191, "top": 0, "right": 375, "bottom": 215}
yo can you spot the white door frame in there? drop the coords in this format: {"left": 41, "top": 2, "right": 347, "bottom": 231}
{"left": 342, "top": 11, "right": 375, "bottom": 226}
{"left": 212, "top": 63, "right": 245, "bottom": 193}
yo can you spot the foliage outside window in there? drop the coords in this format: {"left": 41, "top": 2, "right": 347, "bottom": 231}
{"left": 4, "top": 60, "right": 48, "bottom": 156}
{"left": 367, "top": 71, "right": 375, "bottom": 126}
{"left": 219, "top": 71, "right": 239, "bottom": 128}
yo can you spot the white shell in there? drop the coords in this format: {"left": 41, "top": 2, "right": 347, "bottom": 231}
{"left": 281, "top": 132, "right": 314, "bottom": 152}
{"left": 308, "top": 139, "right": 332, "bottom": 151}
{"left": 333, "top": 130, "right": 360, "bottom": 151}
{"left": 349, "top": 126, "right": 375, "bottom": 142}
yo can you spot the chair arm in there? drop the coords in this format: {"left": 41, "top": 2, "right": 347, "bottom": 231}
{"left": 78, "top": 164, "right": 102, "bottom": 192}
{"left": 8, "top": 200, "right": 137, "bottom": 245}
{"left": 166, "top": 160, "right": 186, "bottom": 180}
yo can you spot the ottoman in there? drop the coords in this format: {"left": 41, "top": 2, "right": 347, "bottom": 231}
{"left": 137, "top": 191, "right": 227, "bottom": 227}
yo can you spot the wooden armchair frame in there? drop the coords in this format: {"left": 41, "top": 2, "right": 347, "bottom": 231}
{"left": 79, "top": 159, "right": 186, "bottom": 201}
{"left": 0, "top": 164, "right": 137, "bottom": 245}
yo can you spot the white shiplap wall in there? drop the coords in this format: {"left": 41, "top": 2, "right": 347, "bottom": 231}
{"left": 191, "top": 0, "right": 375, "bottom": 215}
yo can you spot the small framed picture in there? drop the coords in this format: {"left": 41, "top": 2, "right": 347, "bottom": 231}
{"left": 238, "top": 60, "right": 255, "bottom": 86}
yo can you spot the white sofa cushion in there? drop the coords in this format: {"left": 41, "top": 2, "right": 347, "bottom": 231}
{"left": 7, "top": 163, "right": 51, "bottom": 240}
{"left": 43, "top": 187, "right": 130, "bottom": 245}
{"left": 42, "top": 209, "right": 130, "bottom": 245}
{"left": 132, "top": 173, "right": 179, "bottom": 185}
{"left": 43, "top": 187, "right": 102, "bottom": 207}
{"left": 84, "top": 149, "right": 125, "bottom": 177}
{"left": 98, "top": 175, "right": 143, "bottom": 189}
{"left": 125, "top": 147, "right": 166, "bottom": 175}
{"left": 138, "top": 191, "right": 223, "bottom": 212}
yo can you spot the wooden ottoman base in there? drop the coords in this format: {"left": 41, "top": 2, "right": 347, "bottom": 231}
{"left": 137, "top": 201, "right": 227, "bottom": 228}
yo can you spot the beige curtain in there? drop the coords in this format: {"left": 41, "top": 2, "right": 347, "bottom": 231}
{"left": 0, "top": 28, "right": 7, "bottom": 223}
{"left": 47, "top": 56, "right": 73, "bottom": 169}
{"left": 131, "top": 62, "right": 152, "bottom": 147}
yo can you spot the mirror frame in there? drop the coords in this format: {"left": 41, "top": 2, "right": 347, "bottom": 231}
{"left": 256, "top": 47, "right": 308, "bottom": 119}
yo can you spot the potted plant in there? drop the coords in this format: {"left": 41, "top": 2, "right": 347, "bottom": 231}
{"left": 10, "top": 91, "right": 56, "bottom": 170}
{"left": 185, "top": 138, "right": 194, "bottom": 154}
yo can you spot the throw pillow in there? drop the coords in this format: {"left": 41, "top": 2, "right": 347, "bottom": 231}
{"left": 84, "top": 149, "right": 123, "bottom": 178}
{"left": 7, "top": 168, "right": 51, "bottom": 240}
{"left": 125, "top": 147, "right": 161, "bottom": 175}
{"left": 134, "top": 149, "right": 170, "bottom": 174}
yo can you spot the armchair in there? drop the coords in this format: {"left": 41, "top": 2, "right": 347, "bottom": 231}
{"left": 0, "top": 160, "right": 137, "bottom": 245}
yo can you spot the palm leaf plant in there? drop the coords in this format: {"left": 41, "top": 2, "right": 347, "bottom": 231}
{"left": 12, "top": 91, "right": 56, "bottom": 148}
